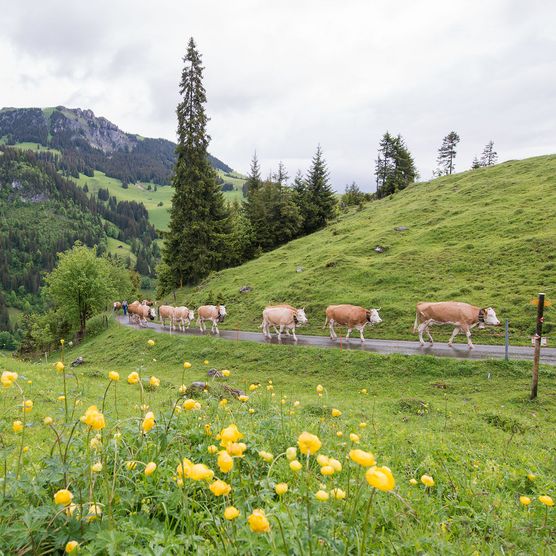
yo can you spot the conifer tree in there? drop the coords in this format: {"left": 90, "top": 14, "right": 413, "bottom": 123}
{"left": 298, "top": 145, "right": 336, "bottom": 234}
{"left": 374, "top": 133, "right": 417, "bottom": 198}
{"left": 436, "top": 131, "right": 460, "bottom": 175}
{"left": 471, "top": 156, "right": 481, "bottom": 170}
{"left": 273, "top": 161, "right": 289, "bottom": 186}
{"left": 160, "top": 38, "right": 229, "bottom": 290}
{"left": 243, "top": 151, "right": 262, "bottom": 197}
{"left": 480, "top": 140, "right": 498, "bottom": 166}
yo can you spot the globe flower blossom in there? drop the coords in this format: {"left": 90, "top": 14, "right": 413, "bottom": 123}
{"left": 219, "top": 399, "right": 228, "bottom": 407}
{"left": 336, "top": 431, "right": 343, "bottom": 437}
{"left": 217, "top": 450, "right": 234, "bottom": 473}
{"left": 203, "top": 360, "right": 209, "bottom": 365}
{"left": 81, "top": 406, "right": 106, "bottom": 431}
{"left": 409, "top": 478, "right": 418, "bottom": 485}
{"left": 147, "top": 339, "right": 155, "bottom": 347}
{"left": 91, "top": 462, "right": 103, "bottom": 473}
{"left": 238, "top": 395, "right": 249, "bottom": 402}
{"left": 220, "top": 424, "right": 244, "bottom": 447}
{"left": 55, "top": 362, "right": 65, "bottom": 373}
{"left": 183, "top": 399, "right": 201, "bottom": 411}
{"left": 176, "top": 458, "right": 193, "bottom": 478}
{"left": 259, "top": 451, "right": 273, "bottom": 463}
{"left": 275, "top": 482, "right": 288, "bottom": 495}
{"left": 209, "top": 479, "right": 231, "bottom": 496}
{"left": 54, "top": 489, "right": 73, "bottom": 506}
{"left": 297, "top": 432, "right": 322, "bottom": 455}
{"left": 421, "top": 474, "right": 435, "bottom": 487}
{"left": 249, "top": 383, "right": 259, "bottom": 391}
{"left": 349, "top": 449, "right": 376, "bottom": 467}
{"left": 141, "top": 411, "right": 156, "bottom": 433}
{"left": 290, "top": 460, "right": 302, "bottom": 472}
{"left": 366, "top": 466, "right": 396, "bottom": 491}
{"left": 149, "top": 376, "right": 160, "bottom": 388}
{"left": 145, "top": 462, "right": 157, "bottom": 476}
{"left": 248, "top": 509, "right": 271, "bottom": 533}
{"left": 183, "top": 361, "right": 192, "bottom": 369}
{"left": 359, "top": 422, "right": 368, "bottom": 429}
{"left": 331, "top": 408, "right": 342, "bottom": 417}
{"left": 208, "top": 444, "right": 218, "bottom": 454}
{"left": 316, "top": 385, "right": 324, "bottom": 394}
{"left": 267, "top": 384, "right": 274, "bottom": 391}
{"left": 108, "top": 371, "right": 120, "bottom": 381}
{"left": 126, "top": 461, "right": 138, "bottom": 471}
{"left": 527, "top": 473, "right": 536, "bottom": 481}
{"left": 248, "top": 408, "right": 255, "bottom": 414}
{"left": 317, "top": 455, "right": 330, "bottom": 466}
{"left": 315, "top": 490, "right": 329, "bottom": 501}
{"left": 321, "top": 465, "right": 335, "bottom": 476}
{"left": 519, "top": 496, "right": 532, "bottom": 506}
{"left": 331, "top": 487, "right": 346, "bottom": 500}
{"left": 65, "top": 541, "right": 79, "bottom": 553}
{"left": 222, "top": 369, "right": 231, "bottom": 377}
{"left": 58, "top": 395, "right": 66, "bottom": 401}
{"left": 43, "top": 416, "right": 54, "bottom": 426}
{"left": 23, "top": 400, "right": 33, "bottom": 414}
{"left": 286, "top": 447, "right": 297, "bottom": 461}
{"left": 13, "top": 420, "right": 24, "bottom": 433}
{"left": 84, "top": 503, "right": 103, "bottom": 522}
{"left": 179, "top": 384, "right": 188, "bottom": 395}
{"left": 127, "top": 372, "right": 140, "bottom": 384}
{"left": 539, "top": 495, "right": 554, "bottom": 507}
{"left": 329, "top": 458, "right": 342, "bottom": 472}
{"left": 1, "top": 370, "right": 18, "bottom": 387}
{"left": 189, "top": 463, "right": 214, "bottom": 482}
{"left": 349, "top": 433, "right": 360, "bottom": 443}
{"left": 224, "top": 506, "right": 240, "bottom": 520}
{"left": 226, "top": 442, "right": 247, "bottom": 457}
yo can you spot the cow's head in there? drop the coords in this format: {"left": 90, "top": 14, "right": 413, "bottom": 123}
{"left": 218, "top": 305, "right": 227, "bottom": 322}
{"left": 188, "top": 309, "right": 195, "bottom": 321}
{"left": 483, "top": 307, "right": 500, "bottom": 326}
{"left": 148, "top": 307, "right": 157, "bottom": 320}
{"left": 296, "top": 308, "right": 308, "bottom": 325}
{"left": 367, "top": 308, "right": 382, "bottom": 325}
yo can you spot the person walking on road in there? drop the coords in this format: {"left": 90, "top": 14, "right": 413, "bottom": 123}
{"left": 122, "top": 300, "right": 128, "bottom": 316}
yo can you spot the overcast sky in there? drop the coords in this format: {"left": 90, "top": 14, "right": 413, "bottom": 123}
{"left": 1, "top": 0, "right": 555, "bottom": 190}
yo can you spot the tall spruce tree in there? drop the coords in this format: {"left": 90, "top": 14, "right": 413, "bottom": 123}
{"left": 243, "top": 151, "right": 262, "bottom": 197}
{"left": 298, "top": 145, "right": 336, "bottom": 234}
{"left": 273, "top": 161, "right": 289, "bottom": 186}
{"left": 480, "top": 140, "right": 498, "bottom": 166}
{"left": 375, "top": 132, "right": 417, "bottom": 198}
{"left": 436, "top": 131, "right": 460, "bottom": 175}
{"left": 161, "top": 38, "right": 229, "bottom": 290}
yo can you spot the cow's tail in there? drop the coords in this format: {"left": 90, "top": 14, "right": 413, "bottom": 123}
{"left": 322, "top": 315, "right": 329, "bottom": 329}
{"left": 412, "top": 310, "right": 420, "bottom": 333}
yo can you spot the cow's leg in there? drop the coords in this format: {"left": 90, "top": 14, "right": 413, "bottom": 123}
{"left": 463, "top": 326, "right": 474, "bottom": 349}
{"left": 273, "top": 325, "right": 279, "bottom": 336}
{"left": 278, "top": 324, "right": 284, "bottom": 340}
{"left": 346, "top": 328, "right": 352, "bottom": 340}
{"left": 358, "top": 325, "right": 365, "bottom": 342}
{"left": 417, "top": 322, "right": 429, "bottom": 346}
{"left": 292, "top": 326, "right": 298, "bottom": 342}
{"left": 213, "top": 320, "right": 220, "bottom": 335}
{"left": 448, "top": 327, "right": 460, "bottom": 346}
{"left": 425, "top": 326, "right": 434, "bottom": 344}
{"left": 329, "top": 320, "right": 337, "bottom": 339}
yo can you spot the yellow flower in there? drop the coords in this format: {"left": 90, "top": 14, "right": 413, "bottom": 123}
{"left": 248, "top": 509, "right": 271, "bottom": 533}
{"left": 421, "top": 474, "right": 435, "bottom": 487}
{"left": 27, "top": 380, "right": 32, "bottom": 384}
{"left": 219, "top": 399, "right": 228, "bottom": 407}
{"left": 141, "top": 411, "right": 156, "bottom": 433}
{"left": 249, "top": 383, "right": 259, "bottom": 391}
{"left": 317, "top": 454, "right": 330, "bottom": 466}
{"left": 108, "top": 371, "right": 120, "bottom": 381}
{"left": 12, "top": 420, "right": 24, "bottom": 433}
{"left": 58, "top": 395, "right": 66, "bottom": 401}
{"left": 238, "top": 395, "right": 249, "bottom": 402}
{"left": 294, "top": 401, "right": 300, "bottom": 407}
{"left": 55, "top": 361, "right": 65, "bottom": 373}
{"left": 315, "top": 489, "right": 329, "bottom": 501}
{"left": 203, "top": 359, "right": 209, "bottom": 365}
{"left": 527, "top": 473, "right": 536, "bottom": 481}
{"left": 183, "top": 361, "right": 192, "bottom": 369}
{"left": 126, "top": 461, "right": 137, "bottom": 471}
{"left": 217, "top": 450, "right": 234, "bottom": 473}
{"left": 248, "top": 408, "right": 255, "bottom": 414}
{"left": 208, "top": 444, "right": 218, "bottom": 454}
{"left": 316, "top": 384, "right": 324, "bottom": 394}
{"left": 329, "top": 458, "right": 342, "bottom": 472}
{"left": 286, "top": 447, "right": 297, "bottom": 461}
{"left": 267, "top": 384, "right": 274, "bottom": 391}
{"left": 275, "top": 482, "right": 288, "bottom": 495}
{"left": 336, "top": 431, "right": 343, "bottom": 437}
{"left": 226, "top": 442, "right": 247, "bottom": 457}
{"left": 224, "top": 506, "right": 240, "bottom": 520}
{"left": 349, "top": 433, "right": 360, "bottom": 443}
{"left": 409, "top": 478, "right": 418, "bottom": 485}
{"left": 23, "top": 399, "right": 33, "bottom": 413}
{"left": 1, "top": 370, "right": 18, "bottom": 388}
{"left": 519, "top": 496, "right": 532, "bottom": 506}
{"left": 320, "top": 465, "right": 335, "bottom": 476}
{"left": 127, "top": 372, "right": 140, "bottom": 384}
{"left": 84, "top": 503, "right": 102, "bottom": 522}
{"left": 179, "top": 384, "right": 188, "bottom": 395}
{"left": 176, "top": 458, "right": 193, "bottom": 478}
{"left": 222, "top": 369, "right": 231, "bottom": 377}
{"left": 90, "top": 436, "right": 102, "bottom": 450}
{"left": 259, "top": 451, "right": 274, "bottom": 463}
{"left": 23, "top": 446, "right": 29, "bottom": 453}
{"left": 149, "top": 376, "right": 160, "bottom": 388}
{"left": 54, "top": 489, "right": 73, "bottom": 505}
{"left": 331, "top": 408, "right": 342, "bottom": 417}
{"left": 539, "top": 495, "right": 554, "bottom": 507}
{"left": 366, "top": 466, "right": 396, "bottom": 491}
{"left": 183, "top": 399, "right": 201, "bottom": 411}
{"left": 91, "top": 462, "right": 103, "bottom": 473}
{"left": 43, "top": 416, "right": 54, "bottom": 426}
{"left": 349, "top": 449, "right": 376, "bottom": 467}
{"left": 359, "top": 422, "right": 367, "bottom": 429}
{"left": 289, "top": 460, "right": 302, "bottom": 472}
{"left": 147, "top": 339, "right": 155, "bottom": 347}
{"left": 209, "top": 479, "right": 232, "bottom": 496}
{"left": 297, "top": 432, "right": 322, "bottom": 455}
{"left": 65, "top": 540, "right": 79, "bottom": 553}
{"left": 145, "top": 462, "right": 157, "bottom": 476}
{"left": 219, "top": 424, "right": 244, "bottom": 447}
{"left": 360, "top": 388, "right": 368, "bottom": 394}
{"left": 60, "top": 339, "right": 65, "bottom": 345}
{"left": 189, "top": 463, "right": 214, "bottom": 482}
{"left": 331, "top": 487, "right": 346, "bottom": 500}
{"left": 81, "top": 405, "right": 106, "bottom": 431}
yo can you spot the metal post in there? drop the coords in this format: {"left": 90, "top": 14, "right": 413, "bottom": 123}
{"left": 530, "top": 293, "right": 545, "bottom": 400}
{"left": 504, "top": 320, "right": 509, "bottom": 361}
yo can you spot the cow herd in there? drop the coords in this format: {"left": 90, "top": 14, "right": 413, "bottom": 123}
{"left": 114, "top": 299, "right": 501, "bottom": 349}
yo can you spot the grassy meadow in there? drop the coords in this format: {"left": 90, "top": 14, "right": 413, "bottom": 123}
{"left": 169, "top": 155, "right": 556, "bottom": 345}
{"left": 1, "top": 320, "right": 555, "bottom": 553}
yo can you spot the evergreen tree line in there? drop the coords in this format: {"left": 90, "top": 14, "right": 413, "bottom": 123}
{"left": 374, "top": 132, "right": 417, "bottom": 198}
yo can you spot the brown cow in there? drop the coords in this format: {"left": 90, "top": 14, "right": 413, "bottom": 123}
{"left": 413, "top": 301, "right": 500, "bottom": 349}
{"left": 128, "top": 301, "right": 157, "bottom": 327}
{"left": 174, "top": 306, "right": 195, "bottom": 331}
{"left": 261, "top": 306, "right": 308, "bottom": 342}
{"left": 323, "top": 304, "right": 382, "bottom": 342}
{"left": 113, "top": 302, "right": 122, "bottom": 311}
{"left": 159, "top": 305, "right": 176, "bottom": 330}
{"left": 197, "top": 305, "right": 227, "bottom": 335}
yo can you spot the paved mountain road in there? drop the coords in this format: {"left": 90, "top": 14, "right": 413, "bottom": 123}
{"left": 117, "top": 316, "right": 556, "bottom": 365}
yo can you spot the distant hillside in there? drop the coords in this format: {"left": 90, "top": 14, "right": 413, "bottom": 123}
{"left": 170, "top": 155, "right": 556, "bottom": 344}
{"left": 0, "top": 106, "right": 233, "bottom": 185}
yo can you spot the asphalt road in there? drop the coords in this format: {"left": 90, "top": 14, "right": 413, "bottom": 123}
{"left": 117, "top": 316, "right": 556, "bottom": 365}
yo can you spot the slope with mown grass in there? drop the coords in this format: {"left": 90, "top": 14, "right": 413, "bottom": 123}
{"left": 1, "top": 320, "right": 555, "bottom": 552}
{"left": 170, "top": 155, "right": 556, "bottom": 344}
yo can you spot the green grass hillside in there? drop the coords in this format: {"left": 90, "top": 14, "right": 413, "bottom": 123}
{"left": 171, "top": 155, "right": 556, "bottom": 344}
